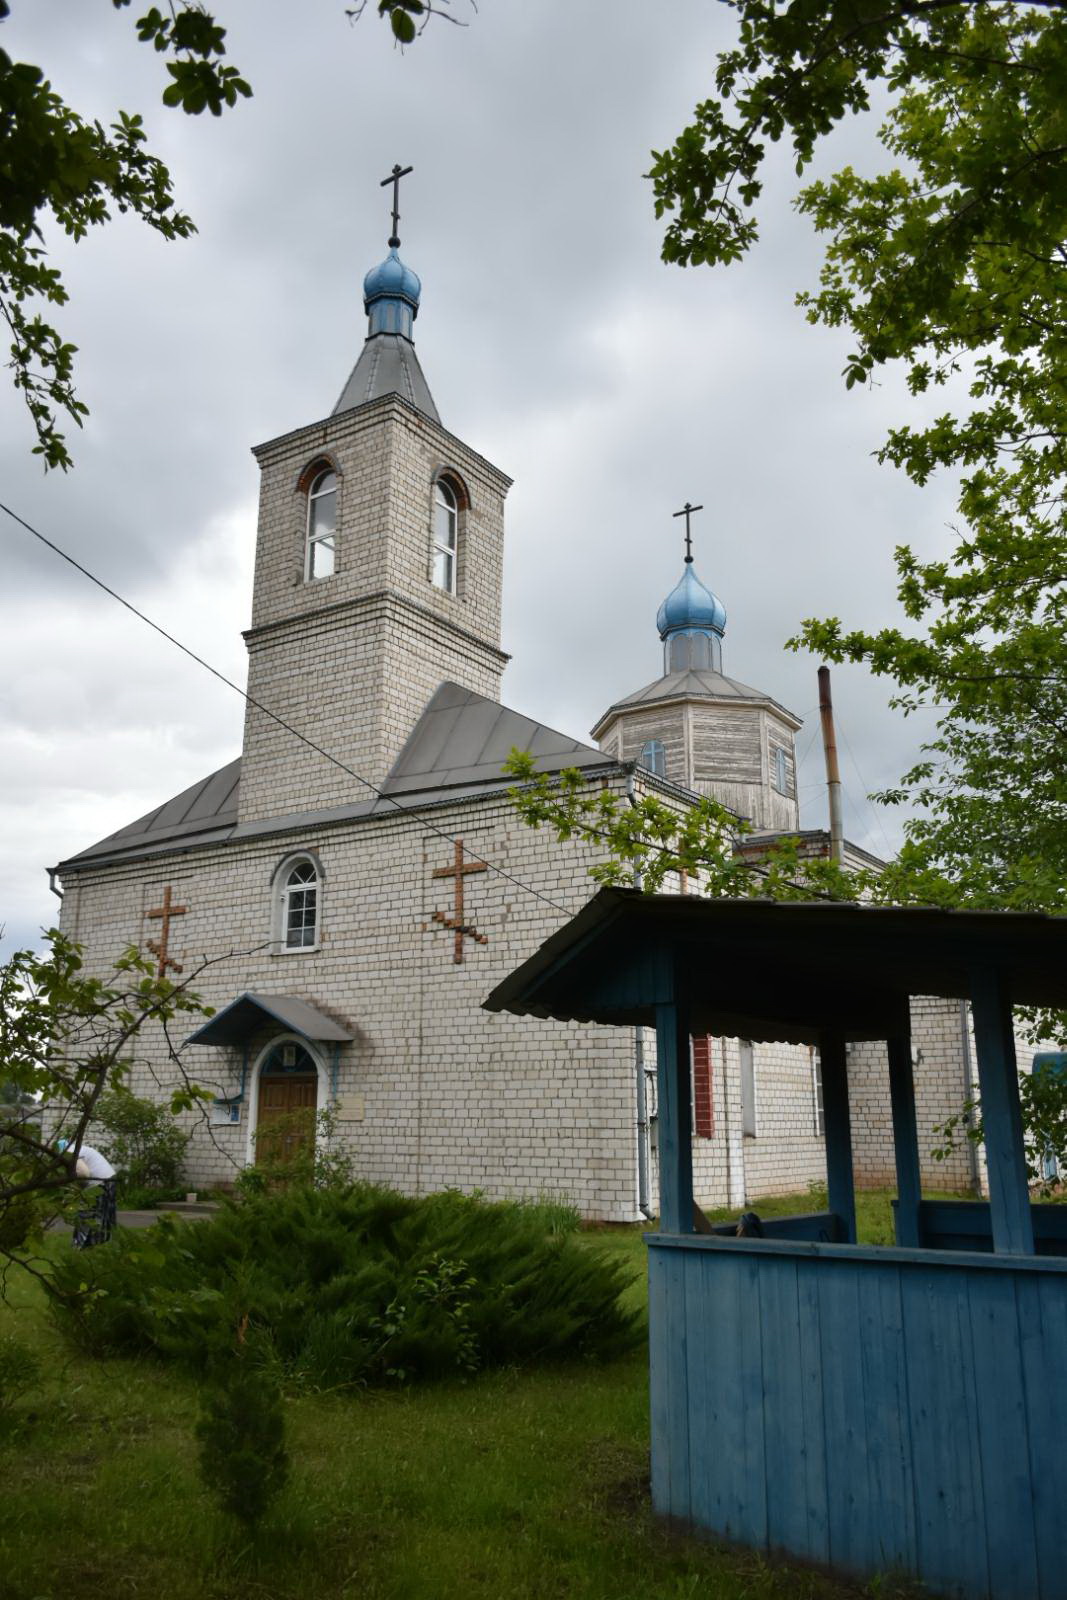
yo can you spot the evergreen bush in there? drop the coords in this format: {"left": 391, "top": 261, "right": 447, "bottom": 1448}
{"left": 49, "top": 1185, "right": 642, "bottom": 1388}
{"left": 196, "top": 1357, "right": 288, "bottom": 1530}
{"left": 0, "top": 1332, "right": 42, "bottom": 1431}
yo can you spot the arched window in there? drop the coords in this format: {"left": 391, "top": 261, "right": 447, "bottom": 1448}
{"left": 305, "top": 468, "right": 337, "bottom": 581}
{"left": 639, "top": 739, "right": 666, "bottom": 778}
{"left": 432, "top": 477, "right": 458, "bottom": 592}
{"left": 273, "top": 855, "right": 321, "bottom": 951}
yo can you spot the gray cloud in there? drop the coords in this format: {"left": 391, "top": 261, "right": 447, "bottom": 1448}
{"left": 2, "top": 0, "right": 955, "bottom": 951}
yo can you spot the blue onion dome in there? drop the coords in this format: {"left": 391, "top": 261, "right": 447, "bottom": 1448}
{"left": 362, "top": 248, "right": 422, "bottom": 339}
{"left": 656, "top": 564, "right": 727, "bottom": 639}
{"left": 364, "top": 248, "right": 421, "bottom": 309}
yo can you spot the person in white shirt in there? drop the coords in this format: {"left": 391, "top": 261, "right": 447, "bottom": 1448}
{"left": 58, "top": 1139, "right": 118, "bottom": 1247}
{"left": 73, "top": 1143, "right": 116, "bottom": 1183}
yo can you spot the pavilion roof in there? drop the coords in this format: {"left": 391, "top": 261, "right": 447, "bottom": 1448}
{"left": 483, "top": 889, "right": 1067, "bottom": 1046}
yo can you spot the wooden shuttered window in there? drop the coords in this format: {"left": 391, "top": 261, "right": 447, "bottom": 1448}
{"left": 692, "top": 1034, "right": 715, "bottom": 1139}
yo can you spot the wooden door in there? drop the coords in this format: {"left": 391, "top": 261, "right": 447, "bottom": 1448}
{"left": 256, "top": 1074, "right": 318, "bottom": 1167}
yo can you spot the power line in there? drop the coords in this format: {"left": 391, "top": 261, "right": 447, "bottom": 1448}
{"left": 837, "top": 718, "right": 898, "bottom": 863}
{"left": 2, "top": 500, "right": 865, "bottom": 915}
{"left": 1, "top": 499, "right": 573, "bottom": 917}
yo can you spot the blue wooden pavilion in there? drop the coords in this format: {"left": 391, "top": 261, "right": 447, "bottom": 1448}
{"left": 485, "top": 890, "right": 1067, "bottom": 1600}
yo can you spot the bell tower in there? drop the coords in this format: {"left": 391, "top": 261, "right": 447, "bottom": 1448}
{"left": 592, "top": 509, "right": 801, "bottom": 834}
{"left": 238, "top": 176, "right": 512, "bottom": 825}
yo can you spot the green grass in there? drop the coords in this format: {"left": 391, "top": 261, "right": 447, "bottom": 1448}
{"left": 0, "top": 1199, "right": 915, "bottom": 1600}
{"left": 701, "top": 1184, "right": 901, "bottom": 1246}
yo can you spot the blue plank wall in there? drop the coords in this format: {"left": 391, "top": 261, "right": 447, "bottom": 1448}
{"left": 648, "top": 1235, "right": 1067, "bottom": 1600}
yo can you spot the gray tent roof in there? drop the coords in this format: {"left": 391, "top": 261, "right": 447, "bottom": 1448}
{"left": 593, "top": 668, "right": 799, "bottom": 733}
{"left": 187, "top": 992, "right": 353, "bottom": 1047}
{"left": 54, "top": 683, "right": 615, "bottom": 872}
{"left": 333, "top": 334, "right": 440, "bottom": 424}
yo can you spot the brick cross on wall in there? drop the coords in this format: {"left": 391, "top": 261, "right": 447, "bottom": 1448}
{"left": 146, "top": 885, "right": 187, "bottom": 978}
{"left": 431, "top": 840, "right": 488, "bottom": 964}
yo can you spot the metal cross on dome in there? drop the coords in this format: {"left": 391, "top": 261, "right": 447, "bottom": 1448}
{"left": 381, "top": 162, "right": 413, "bottom": 249}
{"left": 673, "top": 500, "right": 704, "bottom": 564}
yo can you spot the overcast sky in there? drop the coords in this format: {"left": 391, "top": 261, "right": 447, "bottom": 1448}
{"left": 1, "top": 0, "right": 956, "bottom": 953}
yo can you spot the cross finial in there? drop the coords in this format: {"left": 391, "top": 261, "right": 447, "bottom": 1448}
{"left": 672, "top": 501, "right": 704, "bottom": 564}
{"left": 381, "top": 163, "right": 413, "bottom": 248}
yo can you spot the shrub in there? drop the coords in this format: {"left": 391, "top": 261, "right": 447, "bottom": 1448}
{"left": 196, "top": 1358, "right": 288, "bottom": 1530}
{"left": 49, "top": 1185, "right": 643, "bottom": 1389}
{"left": 236, "top": 1105, "right": 355, "bottom": 1196}
{"left": 0, "top": 1333, "right": 42, "bottom": 1431}
{"left": 94, "top": 1089, "right": 188, "bottom": 1199}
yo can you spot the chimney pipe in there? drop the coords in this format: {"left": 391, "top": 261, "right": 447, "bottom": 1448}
{"left": 818, "top": 665, "right": 844, "bottom": 864}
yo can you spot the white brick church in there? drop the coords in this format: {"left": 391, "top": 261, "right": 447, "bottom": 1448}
{"left": 50, "top": 206, "right": 984, "bottom": 1218}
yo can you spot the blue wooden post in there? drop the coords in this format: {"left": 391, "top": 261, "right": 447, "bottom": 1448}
{"left": 887, "top": 1017, "right": 922, "bottom": 1248}
{"left": 969, "top": 966, "right": 1034, "bottom": 1255}
{"left": 655, "top": 1000, "right": 693, "bottom": 1233}
{"left": 819, "top": 1030, "right": 856, "bottom": 1244}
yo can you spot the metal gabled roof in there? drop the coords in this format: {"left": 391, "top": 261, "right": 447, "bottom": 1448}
{"left": 53, "top": 684, "right": 615, "bottom": 873}
{"left": 56, "top": 757, "right": 241, "bottom": 869}
{"left": 379, "top": 681, "right": 611, "bottom": 800}
{"left": 332, "top": 333, "right": 440, "bottom": 424}
{"left": 186, "top": 992, "right": 353, "bottom": 1047}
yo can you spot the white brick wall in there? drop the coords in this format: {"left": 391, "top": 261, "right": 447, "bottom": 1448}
{"left": 52, "top": 382, "right": 1023, "bottom": 1227}
{"left": 60, "top": 784, "right": 643, "bottom": 1219}
{"left": 240, "top": 398, "right": 511, "bottom": 818}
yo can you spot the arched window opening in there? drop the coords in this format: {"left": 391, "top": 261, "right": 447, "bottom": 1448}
{"left": 306, "top": 468, "right": 337, "bottom": 581}
{"left": 273, "top": 855, "right": 321, "bottom": 951}
{"left": 261, "top": 1039, "right": 318, "bottom": 1075}
{"left": 639, "top": 739, "right": 666, "bottom": 778}
{"left": 433, "top": 477, "right": 458, "bottom": 592}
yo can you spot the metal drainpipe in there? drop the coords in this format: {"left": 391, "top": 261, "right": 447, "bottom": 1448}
{"left": 958, "top": 1000, "right": 981, "bottom": 1193}
{"left": 47, "top": 868, "right": 63, "bottom": 901}
{"left": 720, "top": 1035, "right": 734, "bottom": 1208}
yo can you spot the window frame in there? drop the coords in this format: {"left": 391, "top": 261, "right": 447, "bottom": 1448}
{"left": 739, "top": 1039, "right": 757, "bottom": 1138}
{"left": 432, "top": 475, "right": 459, "bottom": 594}
{"left": 810, "top": 1046, "right": 825, "bottom": 1138}
{"left": 772, "top": 744, "right": 790, "bottom": 796}
{"left": 305, "top": 466, "right": 338, "bottom": 583}
{"left": 639, "top": 738, "right": 666, "bottom": 778}
{"left": 272, "top": 852, "right": 323, "bottom": 954}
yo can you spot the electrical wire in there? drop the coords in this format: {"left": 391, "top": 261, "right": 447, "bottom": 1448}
{"left": 1, "top": 499, "right": 573, "bottom": 917}
{"left": 2, "top": 500, "right": 863, "bottom": 913}
{"left": 837, "top": 718, "right": 898, "bottom": 863}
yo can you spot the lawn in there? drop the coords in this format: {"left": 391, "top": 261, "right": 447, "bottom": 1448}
{"left": 0, "top": 1194, "right": 911, "bottom": 1600}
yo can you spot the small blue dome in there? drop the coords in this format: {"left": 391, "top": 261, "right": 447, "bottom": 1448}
{"left": 656, "top": 565, "right": 727, "bottom": 639}
{"left": 363, "top": 247, "right": 422, "bottom": 311}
